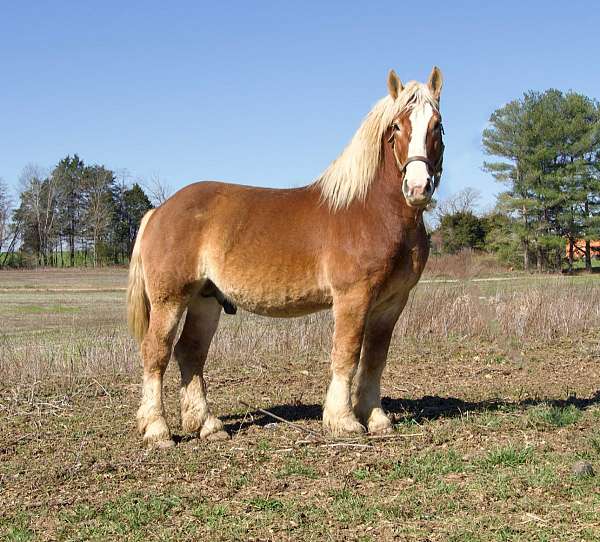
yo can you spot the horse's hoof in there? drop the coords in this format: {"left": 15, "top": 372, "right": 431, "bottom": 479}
{"left": 324, "top": 414, "right": 366, "bottom": 437}
{"left": 181, "top": 411, "right": 205, "bottom": 434}
{"left": 199, "top": 415, "right": 226, "bottom": 440}
{"left": 369, "top": 424, "right": 393, "bottom": 435}
{"left": 142, "top": 418, "right": 173, "bottom": 448}
{"left": 367, "top": 411, "right": 393, "bottom": 435}
{"left": 150, "top": 439, "right": 176, "bottom": 450}
{"left": 203, "top": 430, "right": 230, "bottom": 442}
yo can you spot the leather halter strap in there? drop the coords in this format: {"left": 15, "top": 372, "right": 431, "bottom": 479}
{"left": 399, "top": 155, "right": 433, "bottom": 175}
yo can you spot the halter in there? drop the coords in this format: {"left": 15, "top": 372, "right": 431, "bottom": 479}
{"left": 388, "top": 122, "right": 444, "bottom": 192}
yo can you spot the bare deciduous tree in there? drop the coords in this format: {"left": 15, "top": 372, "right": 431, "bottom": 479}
{"left": 434, "top": 187, "right": 481, "bottom": 221}
{"left": 143, "top": 173, "right": 172, "bottom": 207}
{"left": 18, "top": 164, "right": 57, "bottom": 265}
{"left": 0, "top": 177, "right": 13, "bottom": 255}
{"left": 84, "top": 166, "right": 114, "bottom": 266}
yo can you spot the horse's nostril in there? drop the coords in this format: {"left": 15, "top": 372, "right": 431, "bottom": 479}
{"left": 425, "top": 178, "right": 432, "bottom": 193}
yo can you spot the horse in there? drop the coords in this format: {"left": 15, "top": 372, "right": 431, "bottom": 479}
{"left": 127, "top": 67, "right": 445, "bottom": 448}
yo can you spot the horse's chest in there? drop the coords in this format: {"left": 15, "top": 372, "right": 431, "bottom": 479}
{"left": 381, "top": 240, "right": 429, "bottom": 297}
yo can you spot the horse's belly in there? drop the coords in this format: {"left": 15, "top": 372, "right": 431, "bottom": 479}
{"left": 225, "top": 285, "right": 332, "bottom": 318}
{"left": 240, "top": 299, "right": 331, "bottom": 318}
{"left": 208, "top": 264, "right": 332, "bottom": 318}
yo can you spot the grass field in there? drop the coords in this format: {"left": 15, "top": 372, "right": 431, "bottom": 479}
{"left": 1, "top": 267, "right": 600, "bottom": 541}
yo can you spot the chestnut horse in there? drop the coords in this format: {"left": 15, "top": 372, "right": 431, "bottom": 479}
{"left": 128, "top": 67, "right": 445, "bottom": 447}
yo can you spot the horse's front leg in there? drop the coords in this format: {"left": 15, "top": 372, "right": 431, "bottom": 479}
{"left": 323, "top": 289, "right": 371, "bottom": 436}
{"left": 353, "top": 294, "right": 408, "bottom": 434}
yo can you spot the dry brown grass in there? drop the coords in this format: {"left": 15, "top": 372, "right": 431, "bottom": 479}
{"left": 398, "top": 278, "right": 600, "bottom": 341}
{"left": 1, "top": 271, "right": 599, "bottom": 386}
{"left": 424, "top": 250, "right": 511, "bottom": 279}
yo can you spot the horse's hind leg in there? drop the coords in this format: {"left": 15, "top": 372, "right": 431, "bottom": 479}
{"left": 174, "top": 296, "right": 228, "bottom": 440}
{"left": 138, "top": 301, "right": 184, "bottom": 448}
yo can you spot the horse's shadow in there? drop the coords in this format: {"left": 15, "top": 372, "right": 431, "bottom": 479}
{"left": 220, "top": 392, "right": 600, "bottom": 435}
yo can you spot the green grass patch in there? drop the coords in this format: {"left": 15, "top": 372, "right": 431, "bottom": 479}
{"left": 482, "top": 445, "right": 533, "bottom": 468}
{"left": 353, "top": 468, "right": 371, "bottom": 480}
{"left": 256, "top": 439, "right": 271, "bottom": 451}
{"left": 525, "top": 464, "right": 558, "bottom": 488}
{"left": 246, "top": 497, "right": 284, "bottom": 512}
{"left": 229, "top": 473, "right": 250, "bottom": 490}
{"left": 58, "top": 493, "right": 181, "bottom": 540}
{"left": 390, "top": 449, "right": 465, "bottom": 481}
{"left": 276, "top": 458, "right": 317, "bottom": 479}
{"left": 330, "top": 490, "right": 378, "bottom": 523}
{"left": 192, "top": 503, "right": 229, "bottom": 529}
{"left": 588, "top": 433, "right": 600, "bottom": 455}
{"left": 0, "top": 513, "right": 35, "bottom": 542}
{"left": 471, "top": 410, "right": 505, "bottom": 430}
{"left": 527, "top": 404, "right": 582, "bottom": 428}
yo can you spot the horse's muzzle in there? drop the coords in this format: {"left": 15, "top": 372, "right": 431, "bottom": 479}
{"left": 403, "top": 177, "right": 433, "bottom": 208}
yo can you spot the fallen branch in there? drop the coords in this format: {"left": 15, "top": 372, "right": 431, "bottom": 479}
{"left": 238, "top": 400, "right": 425, "bottom": 445}
{"left": 363, "top": 432, "right": 425, "bottom": 441}
{"left": 0, "top": 432, "right": 36, "bottom": 452}
{"left": 238, "top": 400, "right": 326, "bottom": 441}
{"left": 295, "top": 440, "right": 374, "bottom": 449}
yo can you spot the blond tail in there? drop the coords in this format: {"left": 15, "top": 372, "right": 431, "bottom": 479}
{"left": 127, "top": 209, "right": 155, "bottom": 344}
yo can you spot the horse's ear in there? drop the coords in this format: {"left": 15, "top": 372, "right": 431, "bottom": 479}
{"left": 387, "top": 69, "right": 403, "bottom": 100}
{"left": 427, "top": 66, "right": 443, "bottom": 100}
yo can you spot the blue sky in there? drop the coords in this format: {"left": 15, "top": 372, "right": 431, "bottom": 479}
{"left": 1, "top": 1, "right": 598, "bottom": 210}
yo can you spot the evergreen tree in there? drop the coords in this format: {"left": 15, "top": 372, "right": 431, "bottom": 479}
{"left": 53, "top": 155, "right": 86, "bottom": 266}
{"left": 439, "top": 211, "right": 486, "bottom": 254}
{"left": 109, "top": 182, "right": 152, "bottom": 262}
{"left": 483, "top": 90, "right": 600, "bottom": 272}
{"left": 483, "top": 98, "right": 537, "bottom": 269}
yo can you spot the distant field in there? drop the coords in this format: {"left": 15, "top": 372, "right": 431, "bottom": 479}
{"left": 1, "top": 268, "right": 600, "bottom": 541}
{"left": 0, "top": 267, "right": 127, "bottom": 290}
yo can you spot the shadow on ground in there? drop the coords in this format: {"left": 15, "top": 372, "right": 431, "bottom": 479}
{"left": 217, "top": 391, "right": 600, "bottom": 435}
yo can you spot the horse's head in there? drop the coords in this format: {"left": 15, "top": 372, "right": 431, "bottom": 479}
{"left": 387, "top": 67, "right": 444, "bottom": 209}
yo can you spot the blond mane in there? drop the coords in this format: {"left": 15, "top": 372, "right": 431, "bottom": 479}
{"left": 315, "top": 82, "right": 439, "bottom": 210}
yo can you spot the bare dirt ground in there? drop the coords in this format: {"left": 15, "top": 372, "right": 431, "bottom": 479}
{"left": 1, "top": 268, "right": 600, "bottom": 541}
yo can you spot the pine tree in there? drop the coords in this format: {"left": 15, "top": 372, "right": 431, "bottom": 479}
{"left": 53, "top": 155, "right": 86, "bottom": 266}
{"left": 483, "top": 90, "right": 600, "bottom": 272}
{"left": 483, "top": 98, "right": 538, "bottom": 269}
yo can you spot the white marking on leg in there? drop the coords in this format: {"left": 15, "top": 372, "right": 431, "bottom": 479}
{"left": 325, "top": 373, "right": 352, "bottom": 416}
{"left": 353, "top": 359, "right": 392, "bottom": 434}
{"left": 138, "top": 373, "right": 172, "bottom": 443}
{"left": 323, "top": 373, "right": 365, "bottom": 435}
{"left": 180, "top": 375, "right": 209, "bottom": 433}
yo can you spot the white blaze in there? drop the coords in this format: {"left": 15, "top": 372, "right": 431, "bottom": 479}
{"left": 405, "top": 103, "right": 433, "bottom": 193}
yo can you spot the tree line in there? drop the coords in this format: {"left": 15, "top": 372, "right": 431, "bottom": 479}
{"left": 1, "top": 87, "right": 598, "bottom": 271}
{"left": 0, "top": 156, "right": 166, "bottom": 267}
{"left": 433, "top": 88, "right": 600, "bottom": 272}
